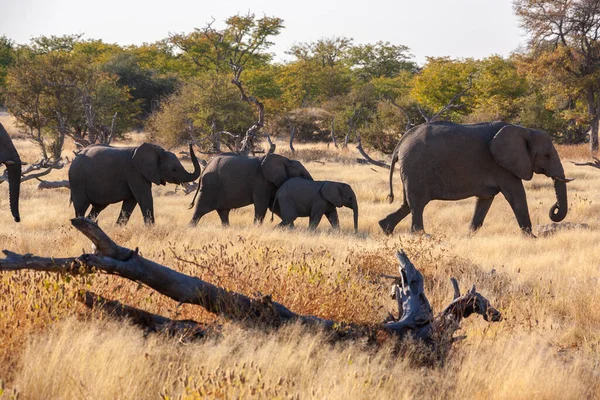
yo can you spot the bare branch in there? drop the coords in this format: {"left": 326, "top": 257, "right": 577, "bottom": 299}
{"left": 571, "top": 157, "right": 600, "bottom": 169}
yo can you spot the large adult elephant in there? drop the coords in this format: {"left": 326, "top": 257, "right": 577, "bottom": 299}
{"left": 0, "top": 123, "right": 21, "bottom": 222}
{"left": 189, "top": 153, "right": 313, "bottom": 226}
{"left": 69, "top": 143, "right": 201, "bottom": 225}
{"left": 378, "top": 121, "right": 572, "bottom": 235}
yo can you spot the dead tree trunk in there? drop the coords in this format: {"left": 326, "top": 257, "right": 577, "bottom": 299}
{"left": 0, "top": 218, "right": 501, "bottom": 344}
{"left": 230, "top": 63, "right": 264, "bottom": 155}
{"left": 355, "top": 133, "right": 390, "bottom": 169}
{"left": 331, "top": 119, "right": 338, "bottom": 148}
{"left": 289, "top": 125, "right": 296, "bottom": 154}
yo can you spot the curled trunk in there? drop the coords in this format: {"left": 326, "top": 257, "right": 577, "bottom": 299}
{"left": 549, "top": 179, "right": 568, "bottom": 222}
{"left": 182, "top": 144, "right": 201, "bottom": 183}
{"left": 7, "top": 162, "right": 21, "bottom": 222}
{"left": 352, "top": 196, "right": 359, "bottom": 232}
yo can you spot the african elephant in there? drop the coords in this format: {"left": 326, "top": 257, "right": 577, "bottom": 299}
{"left": 378, "top": 121, "right": 572, "bottom": 235}
{"left": 0, "top": 123, "right": 21, "bottom": 222}
{"left": 271, "top": 178, "right": 358, "bottom": 232}
{"left": 69, "top": 143, "right": 201, "bottom": 225}
{"left": 189, "top": 153, "right": 313, "bottom": 226}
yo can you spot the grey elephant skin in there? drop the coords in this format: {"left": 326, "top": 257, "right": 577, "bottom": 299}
{"left": 379, "top": 121, "right": 572, "bottom": 235}
{"left": 69, "top": 143, "right": 201, "bottom": 225}
{"left": 189, "top": 153, "right": 313, "bottom": 226}
{"left": 0, "top": 123, "right": 21, "bottom": 222}
{"left": 272, "top": 178, "right": 359, "bottom": 232}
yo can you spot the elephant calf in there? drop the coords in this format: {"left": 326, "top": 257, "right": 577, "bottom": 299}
{"left": 271, "top": 178, "right": 358, "bottom": 232}
{"left": 69, "top": 143, "right": 201, "bottom": 225}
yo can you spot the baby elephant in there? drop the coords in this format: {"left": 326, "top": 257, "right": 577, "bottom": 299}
{"left": 272, "top": 178, "right": 358, "bottom": 232}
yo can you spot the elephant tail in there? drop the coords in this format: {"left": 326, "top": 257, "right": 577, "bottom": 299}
{"left": 270, "top": 196, "right": 279, "bottom": 223}
{"left": 188, "top": 180, "right": 202, "bottom": 209}
{"left": 386, "top": 150, "right": 399, "bottom": 203}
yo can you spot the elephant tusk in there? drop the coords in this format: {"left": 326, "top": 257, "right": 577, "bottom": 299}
{"left": 4, "top": 160, "right": 15, "bottom": 165}
{"left": 552, "top": 176, "right": 575, "bottom": 183}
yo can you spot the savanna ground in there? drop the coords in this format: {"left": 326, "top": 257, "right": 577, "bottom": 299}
{"left": 0, "top": 113, "right": 599, "bottom": 399}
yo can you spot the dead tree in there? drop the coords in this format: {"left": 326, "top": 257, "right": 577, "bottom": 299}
{"left": 0, "top": 158, "right": 66, "bottom": 185}
{"left": 572, "top": 157, "right": 600, "bottom": 170}
{"left": 355, "top": 133, "right": 390, "bottom": 169}
{"left": 0, "top": 218, "right": 501, "bottom": 346}
{"left": 229, "top": 63, "right": 264, "bottom": 155}
{"left": 331, "top": 119, "right": 338, "bottom": 148}
{"left": 289, "top": 125, "right": 296, "bottom": 153}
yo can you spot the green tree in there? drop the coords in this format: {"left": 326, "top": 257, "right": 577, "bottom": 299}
{"left": 411, "top": 57, "right": 477, "bottom": 121}
{"left": 515, "top": 0, "right": 600, "bottom": 152}
{"left": 0, "top": 36, "right": 15, "bottom": 106}
{"left": 5, "top": 42, "right": 138, "bottom": 158}
{"left": 347, "top": 41, "right": 417, "bottom": 80}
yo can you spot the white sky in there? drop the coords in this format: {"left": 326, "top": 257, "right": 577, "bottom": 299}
{"left": 0, "top": 0, "right": 525, "bottom": 65}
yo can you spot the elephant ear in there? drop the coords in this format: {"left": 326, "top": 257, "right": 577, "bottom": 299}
{"left": 132, "top": 143, "right": 164, "bottom": 185}
{"left": 260, "top": 154, "right": 288, "bottom": 187}
{"left": 489, "top": 125, "right": 534, "bottom": 181}
{"left": 320, "top": 182, "right": 343, "bottom": 207}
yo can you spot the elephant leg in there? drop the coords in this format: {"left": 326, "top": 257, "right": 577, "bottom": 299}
{"left": 217, "top": 209, "right": 231, "bottom": 226}
{"left": 470, "top": 197, "right": 494, "bottom": 232}
{"left": 308, "top": 209, "right": 324, "bottom": 230}
{"left": 190, "top": 187, "right": 217, "bottom": 226}
{"left": 378, "top": 201, "right": 411, "bottom": 235}
{"left": 277, "top": 197, "right": 297, "bottom": 227}
{"left": 500, "top": 182, "right": 533, "bottom": 235}
{"left": 325, "top": 209, "right": 340, "bottom": 230}
{"left": 71, "top": 191, "right": 90, "bottom": 218}
{"left": 253, "top": 194, "right": 270, "bottom": 224}
{"left": 87, "top": 204, "right": 108, "bottom": 221}
{"left": 408, "top": 199, "right": 427, "bottom": 233}
{"left": 136, "top": 197, "right": 154, "bottom": 225}
{"left": 117, "top": 198, "right": 138, "bottom": 225}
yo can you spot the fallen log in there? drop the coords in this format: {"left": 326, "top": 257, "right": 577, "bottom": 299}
{"left": 80, "top": 291, "right": 207, "bottom": 340}
{"left": 37, "top": 179, "right": 70, "bottom": 189}
{"left": 0, "top": 218, "right": 501, "bottom": 345}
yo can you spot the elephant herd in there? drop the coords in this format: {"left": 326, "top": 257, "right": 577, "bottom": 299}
{"left": 1, "top": 120, "right": 575, "bottom": 236}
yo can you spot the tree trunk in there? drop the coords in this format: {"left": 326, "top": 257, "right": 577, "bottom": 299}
{"left": 289, "top": 125, "right": 296, "bottom": 153}
{"left": 331, "top": 119, "right": 337, "bottom": 147}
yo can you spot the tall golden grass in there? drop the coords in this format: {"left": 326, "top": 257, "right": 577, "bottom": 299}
{"left": 0, "top": 117, "right": 599, "bottom": 398}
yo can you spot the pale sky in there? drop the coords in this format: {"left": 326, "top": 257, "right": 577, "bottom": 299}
{"left": 0, "top": 0, "right": 525, "bottom": 64}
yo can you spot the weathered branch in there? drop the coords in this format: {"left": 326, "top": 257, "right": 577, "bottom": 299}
{"left": 571, "top": 157, "right": 600, "bottom": 169}
{"left": 80, "top": 291, "right": 207, "bottom": 339}
{"left": 0, "top": 158, "right": 66, "bottom": 185}
{"left": 229, "top": 63, "right": 265, "bottom": 155}
{"left": 0, "top": 219, "right": 501, "bottom": 345}
{"left": 429, "top": 76, "right": 473, "bottom": 122}
{"left": 36, "top": 179, "right": 70, "bottom": 189}
{"left": 355, "top": 133, "right": 391, "bottom": 169}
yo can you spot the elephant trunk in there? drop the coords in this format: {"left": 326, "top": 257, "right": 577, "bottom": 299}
{"left": 549, "top": 178, "right": 568, "bottom": 222}
{"left": 6, "top": 161, "right": 21, "bottom": 222}
{"left": 351, "top": 196, "right": 358, "bottom": 233}
{"left": 182, "top": 144, "right": 201, "bottom": 182}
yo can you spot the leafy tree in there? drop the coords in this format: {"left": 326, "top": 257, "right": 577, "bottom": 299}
{"left": 0, "top": 36, "right": 15, "bottom": 106}
{"left": 102, "top": 52, "right": 178, "bottom": 116}
{"left": 347, "top": 41, "right": 417, "bottom": 80}
{"left": 515, "top": 0, "right": 600, "bottom": 152}
{"left": 411, "top": 57, "right": 478, "bottom": 121}
{"left": 5, "top": 42, "right": 138, "bottom": 158}
{"left": 146, "top": 74, "right": 254, "bottom": 150}
{"left": 468, "top": 55, "right": 528, "bottom": 122}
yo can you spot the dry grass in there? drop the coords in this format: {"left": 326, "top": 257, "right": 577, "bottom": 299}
{"left": 1, "top": 117, "right": 600, "bottom": 398}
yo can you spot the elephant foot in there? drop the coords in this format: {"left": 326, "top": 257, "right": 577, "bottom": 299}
{"left": 378, "top": 219, "right": 394, "bottom": 235}
{"left": 521, "top": 227, "right": 537, "bottom": 239}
